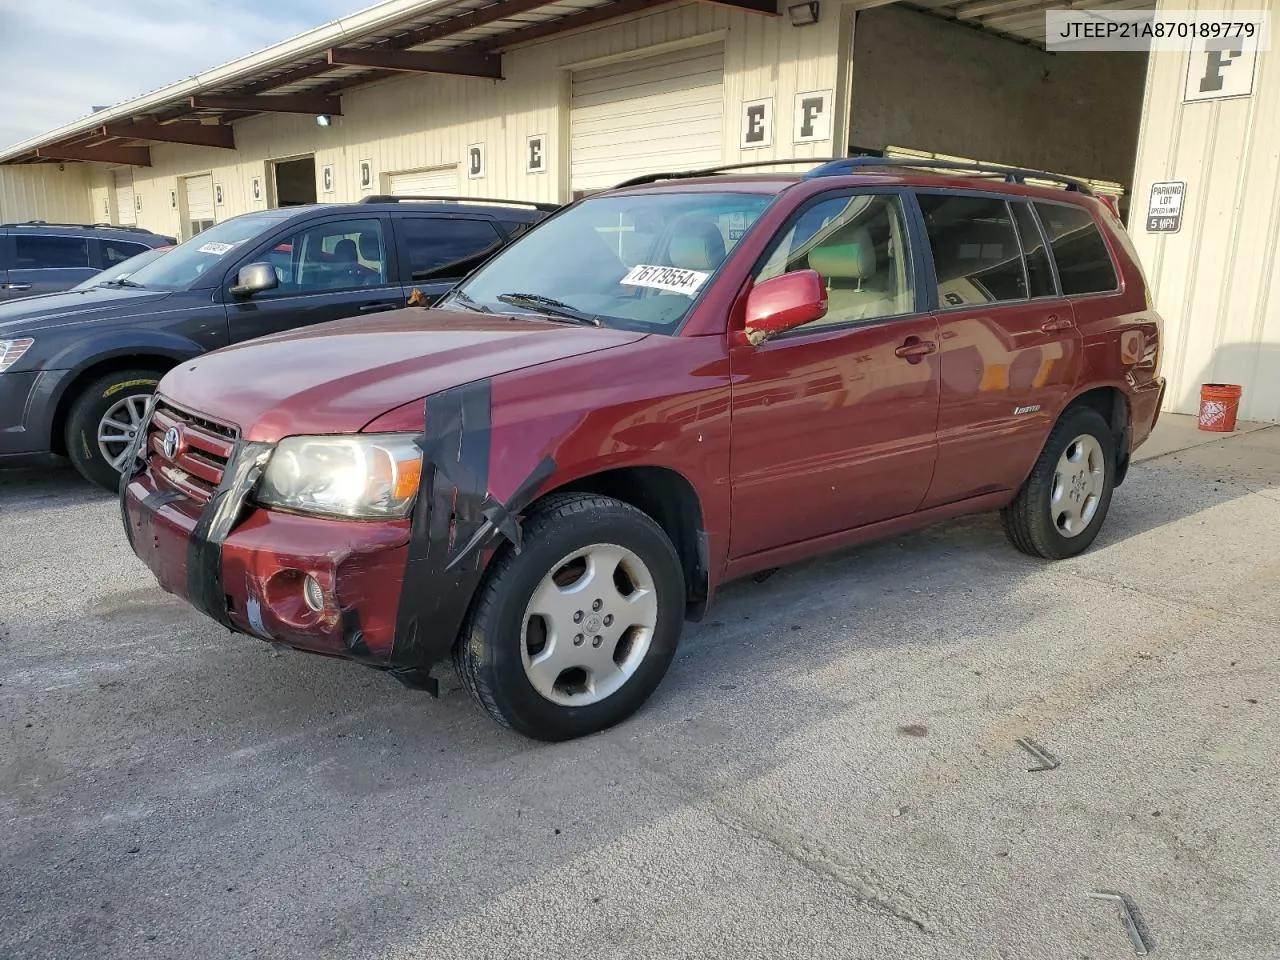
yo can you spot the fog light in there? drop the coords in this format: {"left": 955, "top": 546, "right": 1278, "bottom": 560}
{"left": 303, "top": 574, "right": 325, "bottom": 613}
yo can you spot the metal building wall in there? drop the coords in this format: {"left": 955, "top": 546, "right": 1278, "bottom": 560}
{"left": 100, "top": 1, "right": 856, "bottom": 240}
{"left": 1130, "top": 0, "right": 1280, "bottom": 423}
{"left": 0, "top": 165, "right": 93, "bottom": 224}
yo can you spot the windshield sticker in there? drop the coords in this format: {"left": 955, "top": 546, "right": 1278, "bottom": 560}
{"left": 621, "top": 264, "right": 710, "bottom": 297}
{"left": 196, "top": 241, "right": 237, "bottom": 256}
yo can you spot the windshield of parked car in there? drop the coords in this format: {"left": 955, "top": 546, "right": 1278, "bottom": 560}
{"left": 124, "top": 213, "right": 293, "bottom": 291}
{"left": 450, "top": 192, "right": 774, "bottom": 333}
{"left": 71, "top": 247, "right": 168, "bottom": 291}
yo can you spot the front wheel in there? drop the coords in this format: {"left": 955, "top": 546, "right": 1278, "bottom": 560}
{"left": 454, "top": 493, "right": 685, "bottom": 741}
{"left": 1002, "top": 406, "right": 1116, "bottom": 560}
{"left": 65, "top": 370, "right": 161, "bottom": 491}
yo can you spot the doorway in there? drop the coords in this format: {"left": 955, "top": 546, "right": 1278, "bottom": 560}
{"left": 272, "top": 156, "right": 317, "bottom": 207}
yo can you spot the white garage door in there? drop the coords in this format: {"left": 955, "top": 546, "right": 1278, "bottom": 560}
{"left": 571, "top": 43, "right": 724, "bottom": 194}
{"left": 387, "top": 166, "right": 459, "bottom": 197}
{"left": 113, "top": 169, "right": 136, "bottom": 226}
{"left": 184, "top": 174, "right": 215, "bottom": 238}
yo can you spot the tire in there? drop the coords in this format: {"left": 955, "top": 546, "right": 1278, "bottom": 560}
{"left": 1001, "top": 405, "right": 1117, "bottom": 560}
{"left": 454, "top": 493, "right": 685, "bottom": 741}
{"left": 65, "top": 369, "right": 161, "bottom": 491}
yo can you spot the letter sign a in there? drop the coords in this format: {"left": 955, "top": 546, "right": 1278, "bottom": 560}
{"left": 468, "top": 143, "right": 486, "bottom": 179}
{"left": 793, "top": 90, "right": 832, "bottom": 144}
{"left": 741, "top": 98, "right": 774, "bottom": 150}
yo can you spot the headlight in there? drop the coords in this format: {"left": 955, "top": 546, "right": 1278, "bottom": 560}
{"left": 0, "top": 338, "right": 34, "bottom": 373}
{"left": 256, "top": 433, "right": 422, "bottom": 519}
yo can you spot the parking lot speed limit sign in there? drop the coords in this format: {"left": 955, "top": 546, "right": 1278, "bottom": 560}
{"left": 1146, "top": 181, "right": 1185, "bottom": 233}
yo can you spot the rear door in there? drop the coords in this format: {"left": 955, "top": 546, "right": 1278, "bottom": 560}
{"left": 729, "top": 189, "right": 940, "bottom": 558}
{"left": 915, "top": 192, "right": 1082, "bottom": 509}
{"left": 224, "top": 215, "right": 405, "bottom": 343}
{"left": 6, "top": 231, "right": 98, "bottom": 298}
{"left": 391, "top": 215, "right": 507, "bottom": 305}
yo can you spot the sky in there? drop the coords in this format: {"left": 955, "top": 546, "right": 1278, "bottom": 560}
{"left": 0, "top": 0, "right": 362, "bottom": 151}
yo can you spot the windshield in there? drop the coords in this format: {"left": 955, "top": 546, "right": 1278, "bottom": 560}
{"left": 453, "top": 192, "right": 774, "bottom": 333}
{"left": 71, "top": 247, "right": 167, "bottom": 291}
{"left": 125, "top": 213, "right": 292, "bottom": 291}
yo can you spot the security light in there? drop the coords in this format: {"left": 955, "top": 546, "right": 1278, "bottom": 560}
{"left": 787, "top": 1, "right": 819, "bottom": 26}
{"left": 315, "top": 114, "right": 333, "bottom": 127}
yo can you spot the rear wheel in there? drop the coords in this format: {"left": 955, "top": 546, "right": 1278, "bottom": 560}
{"left": 1002, "top": 406, "right": 1116, "bottom": 560}
{"left": 454, "top": 493, "right": 685, "bottom": 741}
{"left": 65, "top": 370, "right": 160, "bottom": 491}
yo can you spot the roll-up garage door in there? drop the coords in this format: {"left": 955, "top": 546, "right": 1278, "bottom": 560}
{"left": 113, "top": 169, "right": 136, "bottom": 226}
{"left": 184, "top": 174, "right": 215, "bottom": 237}
{"left": 570, "top": 43, "right": 724, "bottom": 193}
{"left": 387, "top": 166, "right": 459, "bottom": 196}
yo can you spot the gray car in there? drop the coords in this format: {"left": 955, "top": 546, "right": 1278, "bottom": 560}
{"left": 0, "top": 221, "right": 176, "bottom": 301}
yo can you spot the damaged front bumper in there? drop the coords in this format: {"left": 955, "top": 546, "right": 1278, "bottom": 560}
{"left": 122, "top": 464, "right": 413, "bottom": 664}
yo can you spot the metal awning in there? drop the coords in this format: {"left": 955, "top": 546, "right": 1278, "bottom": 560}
{"left": 903, "top": 0, "right": 1155, "bottom": 47}
{"left": 1, "top": 0, "right": 775, "bottom": 165}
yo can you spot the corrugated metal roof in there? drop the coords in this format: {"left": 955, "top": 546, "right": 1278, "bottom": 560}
{"left": 0, "top": 0, "right": 629, "bottom": 163}
{"left": 904, "top": 0, "right": 1155, "bottom": 46}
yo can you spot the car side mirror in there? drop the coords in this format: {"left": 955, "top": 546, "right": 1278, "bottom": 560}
{"left": 229, "top": 262, "right": 278, "bottom": 298}
{"left": 743, "top": 270, "right": 828, "bottom": 345}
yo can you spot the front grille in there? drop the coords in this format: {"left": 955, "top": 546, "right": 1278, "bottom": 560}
{"left": 146, "top": 399, "right": 239, "bottom": 504}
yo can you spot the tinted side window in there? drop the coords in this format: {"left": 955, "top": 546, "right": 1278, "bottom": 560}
{"left": 1033, "top": 202, "right": 1119, "bottom": 295}
{"left": 400, "top": 218, "right": 503, "bottom": 282}
{"left": 14, "top": 235, "right": 91, "bottom": 269}
{"left": 260, "top": 218, "right": 389, "bottom": 296}
{"left": 500, "top": 219, "right": 533, "bottom": 240}
{"left": 918, "top": 195, "right": 1025, "bottom": 306}
{"left": 1010, "top": 202, "right": 1056, "bottom": 298}
{"left": 104, "top": 240, "right": 149, "bottom": 265}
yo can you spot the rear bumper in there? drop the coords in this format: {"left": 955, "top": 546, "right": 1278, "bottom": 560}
{"left": 1129, "top": 375, "right": 1166, "bottom": 452}
{"left": 122, "top": 466, "right": 412, "bottom": 662}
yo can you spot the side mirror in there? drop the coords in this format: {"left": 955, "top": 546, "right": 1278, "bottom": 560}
{"left": 743, "top": 270, "right": 828, "bottom": 345}
{"left": 229, "top": 262, "right": 279, "bottom": 298}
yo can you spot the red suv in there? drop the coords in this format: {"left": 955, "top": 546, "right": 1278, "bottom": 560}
{"left": 121, "top": 158, "right": 1165, "bottom": 741}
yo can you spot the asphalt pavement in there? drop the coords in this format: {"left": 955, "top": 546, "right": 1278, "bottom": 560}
{"left": 1, "top": 419, "right": 1277, "bottom": 960}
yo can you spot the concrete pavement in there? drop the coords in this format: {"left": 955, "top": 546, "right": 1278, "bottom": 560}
{"left": 1, "top": 418, "right": 1277, "bottom": 960}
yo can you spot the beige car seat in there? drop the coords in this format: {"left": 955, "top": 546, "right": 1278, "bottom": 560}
{"left": 807, "top": 225, "right": 906, "bottom": 322}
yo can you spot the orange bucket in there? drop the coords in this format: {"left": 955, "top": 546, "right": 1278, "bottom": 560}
{"left": 1198, "top": 383, "right": 1242, "bottom": 432}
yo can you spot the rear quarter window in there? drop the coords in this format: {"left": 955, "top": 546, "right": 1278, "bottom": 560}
{"left": 1033, "top": 202, "right": 1119, "bottom": 296}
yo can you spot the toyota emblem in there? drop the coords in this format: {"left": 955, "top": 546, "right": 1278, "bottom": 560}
{"left": 162, "top": 426, "right": 181, "bottom": 461}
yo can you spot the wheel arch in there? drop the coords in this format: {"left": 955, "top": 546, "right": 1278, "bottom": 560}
{"left": 543, "top": 464, "right": 711, "bottom": 620}
{"left": 1063, "top": 383, "right": 1132, "bottom": 486}
{"left": 49, "top": 352, "right": 181, "bottom": 456}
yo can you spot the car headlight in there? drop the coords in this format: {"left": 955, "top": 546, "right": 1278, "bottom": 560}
{"left": 0, "top": 338, "right": 34, "bottom": 373}
{"left": 256, "top": 434, "right": 423, "bottom": 519}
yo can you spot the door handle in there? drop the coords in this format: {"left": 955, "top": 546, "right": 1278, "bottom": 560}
{"left": 1041, "top": 314, "right": 1075, "bottom": 333}
{"left": 894, "top": 337, "right": 937, "bottom": 364}
{"left": 1, "top": 283, "right": 32, "bottom": 291}
{"left": 358, "top": 301, "right": 399, "bottom": 314}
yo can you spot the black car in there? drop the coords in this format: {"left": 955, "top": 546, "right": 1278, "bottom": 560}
{"left": 0, "top": 196, "right": 555, "bottom": 489}
{"left": 1, "top": 221, "right": 175, "bottom": 301}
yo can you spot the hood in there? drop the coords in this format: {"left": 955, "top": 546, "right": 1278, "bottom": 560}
{"left": 158, "top": 308, "right": 648, "bottom": 441}
{"left": 0, "top": 286, "right": 175, "bottom": 336}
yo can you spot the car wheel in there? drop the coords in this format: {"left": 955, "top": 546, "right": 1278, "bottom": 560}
{"left": 65, "top": 370, "right": 160, "bottom": 491}
{"left": 454, "top": 493, "right": 685, "bottom": 741}
{"left": 1002, "top": 406, "right": 1116, "bottom": 560}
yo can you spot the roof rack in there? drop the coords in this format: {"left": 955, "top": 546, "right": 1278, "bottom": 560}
{"left": 802, "top": 157, "right": 1095, "bottom": 194}
{"left": 358, "top": 194, "right": 560, "bottom": 213}
{"left": 614, "top": 155, "right": 1094, "bottom": 196}
{"left": 615, "top": 158, "right": 846, "bottom": 188}
{"left": 0, "top": 220, "right": 157, "bottom": 233}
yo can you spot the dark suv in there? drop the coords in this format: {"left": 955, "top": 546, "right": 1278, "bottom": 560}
{"left": 121, "top": 157, "right": 1166, "bottom": 741}
{"left": 1, "top": 221, "right": 175, "bottom": 300}
{"left": 0, "top": 197, "right": 554, "bottom": 488}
